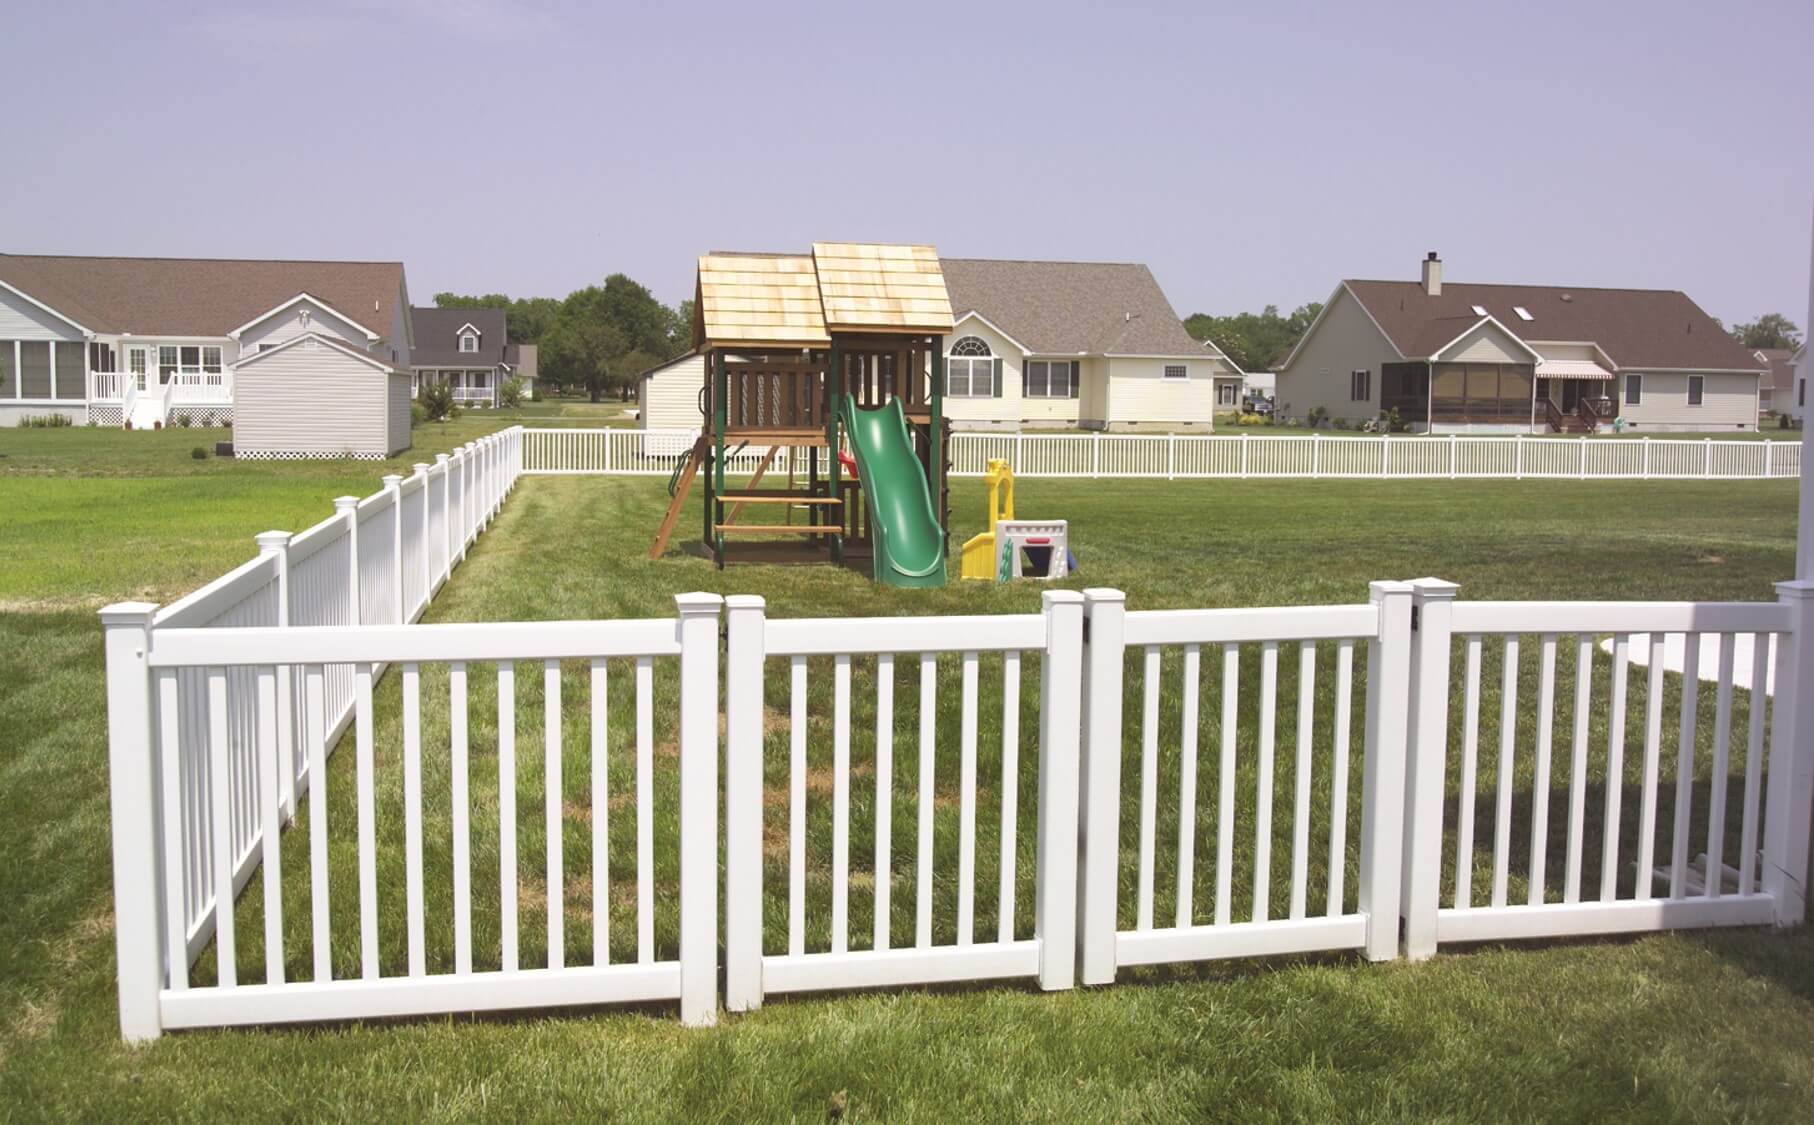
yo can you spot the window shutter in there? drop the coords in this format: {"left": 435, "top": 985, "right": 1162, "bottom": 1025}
{"left": 1070, "top": 361, "right": 1080, "bottom": 399}
{"left": 1022, "top": 361, "right": 1030, "bottom": 397}
{"left": 992, "top": 358, "right": 1003, "bottom": 397}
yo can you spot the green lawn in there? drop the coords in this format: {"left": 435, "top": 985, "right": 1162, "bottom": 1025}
{"left": 1, "top": 428, "right": 1811, "bottom": 1119}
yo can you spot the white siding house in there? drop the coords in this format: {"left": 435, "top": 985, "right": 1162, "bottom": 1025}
{"left": 640, "top": 352, "right": 706, "bottom": 430}
{"left": 232, "top": 333, "right": 412, "bottom": 458}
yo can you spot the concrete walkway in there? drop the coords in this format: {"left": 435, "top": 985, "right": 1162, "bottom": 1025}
{"left": 1599, "top": 632, "right": 1778, "bottom": 696}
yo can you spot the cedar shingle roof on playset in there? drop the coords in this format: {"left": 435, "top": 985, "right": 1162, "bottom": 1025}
{"left": 692, "top": 243, "right": 953, "bottom": 350}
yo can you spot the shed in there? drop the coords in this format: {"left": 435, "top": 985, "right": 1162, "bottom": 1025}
{"left": 639, "top": 352, "right": 705, "bottom": 431}
{"left": 232, "top": 332, "right": 412, "bottom": 459}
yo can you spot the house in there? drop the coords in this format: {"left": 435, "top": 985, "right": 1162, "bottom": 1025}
{"left": 1756, "top": 347, "right": 1798, "bottom": 420}
{"left": 506, "top": 342, "right": 538, "bottom": 400}
{"left": 233, "top": 333, "right": 412, "bottom": 459}
{"left": 1277, "top": 253, "right": 1768, "bottom": 433}
{"left": 638, "top": 352, "right": 705, "bottom": 431}
{"left": 410, "top": 307, "right": 527, "bottom": 407}
{"left": 637, "top": 256, "right": 1242, "bottom": 432}
{"left": 0, "top": 253, "right": 411, "bottom": 428}
{"left": 937, "top": 258, "right": 1243, "bottom": 431}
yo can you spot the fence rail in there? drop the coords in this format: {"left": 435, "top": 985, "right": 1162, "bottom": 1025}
{"left": 103, "top": 554, "right": 1814, "bottom": 1038}
{"left": 104, "top": 427, "right": 523, "bottom": 1034}
{"left": 519, "top": 428, "right": 1802, "bottom": 481}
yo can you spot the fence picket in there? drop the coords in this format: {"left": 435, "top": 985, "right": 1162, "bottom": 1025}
{"left": 499, "top": 662, "right": 518, "bottom": 972}
{"left": 1326, "top": 640, "right": 1353, "bottom": 916}
{"left": 1290, "top": 642, "right": 1315, "bottom": 920}
{"left": 451, "top": 662, "right": 472, "bottom": 974}
{"left": 1739, "top": 632, "right": 1768, "bottom": 895}
{"left": 1254, "top": 642, "right": 1278, "bottom": 923}
{"left": 917, "top": 653, "right": 936, "bottom": 949}
{"left": 635, "top": 655, "right": 654, "bottom": 962}
{"left": 1493, "top": 638, "right": 1519, "bottom": 908}
{"left": 545, "top": 660, "right": 563, "bottom": 970}
{"left": 1636, "top": 635, "right": 1666, "bottom": 900}
{"left": 1708, "top": 636, "right": 1735, "bottom": 898}
{"left": 833, "top": 654, "right": 852, "bottom": 954}
{"left": 1529, "top": 636, "right": 1557, "bottom": 905}
{"left": 1670, "top": 637, "right": 1701, "bottom": 899}
{"left": 403, "top": 663, "right": 425, "bottom": 977}
{"left": 1215, "top": 646, "right": 1237, "bottom": 927}
{"left": 354, "top": 664, "right": 377, "bottom": 979}
{"left": 590, "top": 658, "right": 608, "bottom": 966}
{"left": 789, "top": 655, "right": 807, "bottom": 956}
{"left": 1176, "top": 645, "right": 1200, "bottom": 928}
{"left": 998, "top": 650, "right": 1020, "bottom": 942}
{"left": 1137, "top": 646, "right": 1160, "bottom": 931}
{"left": 876, "top": 653, "right": 895, "bottom": 951}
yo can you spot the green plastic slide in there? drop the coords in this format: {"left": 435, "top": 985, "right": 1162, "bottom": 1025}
{"left": 839, "top": 396, "right": 947, "bottom": 587}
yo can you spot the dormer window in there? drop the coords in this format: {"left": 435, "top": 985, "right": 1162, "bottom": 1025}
{"left": 459, "top": 332, "right": 479, "bottom": 353}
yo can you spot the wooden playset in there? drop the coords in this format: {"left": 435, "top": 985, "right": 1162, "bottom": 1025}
{"left": 649, "top": 243, "right": 956, "bottom": 587}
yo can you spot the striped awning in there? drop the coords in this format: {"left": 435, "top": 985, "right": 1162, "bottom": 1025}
{"left": 1535, "top": 359, "right": 1614, "bottom": 380}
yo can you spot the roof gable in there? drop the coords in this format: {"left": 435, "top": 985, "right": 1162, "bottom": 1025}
{"left": 696, "top": 252, "right": 829, "bottom": 349}
{"left": 235, "top": 331, "right": 397, "bottom": 373}
{"left": 231, "top": 292, "right": 379, "bottom": 340}
{"left": 810, "top": 242, "right": 954, "bottom": 335}
{"left": 408, "top": 306, "right": 508, "bottom": 367}
{"left": 1343, "top": 279, "right": 1763, "bottom": 372}
{"left": 0, "top": 254, "right": 404, "bottom": 338}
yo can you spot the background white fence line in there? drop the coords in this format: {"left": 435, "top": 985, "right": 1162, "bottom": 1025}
{"left": 106, "top": 427, "right": 523, "bottom": 1016}
{"left": 104, "top": 563, "right": 1813, "bottom": 1039}
{"left": 518, "top": 427, "right": 1801, "bottom": 481}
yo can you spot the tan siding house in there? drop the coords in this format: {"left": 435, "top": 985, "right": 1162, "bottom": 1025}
{"left": 1278, "top": 253, "right": 1767, "bottom": 433}
{"left": 233, "top": 333, "right": 411, "bottom": 459}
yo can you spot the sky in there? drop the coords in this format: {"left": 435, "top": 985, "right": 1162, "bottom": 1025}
{"left": 3, "top": 0, "right": 1811, "bottom": 329}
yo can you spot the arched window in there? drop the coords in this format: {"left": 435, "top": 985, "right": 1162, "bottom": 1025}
{"left": 947, "top": 335, "right": 995, "bottom": 397}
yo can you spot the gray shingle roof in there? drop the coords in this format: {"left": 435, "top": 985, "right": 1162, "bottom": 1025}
{"left": 1341, "top": 280, "right": 1764, "bottom": 372}
{"left": 0, "top": 253, "right": 404, "bottom": 338}
{"left": 940, "top": 258, "right": 1210, "bottom": 358}
{"left": 409, "top": 306, "right": 508, "bottom": 368}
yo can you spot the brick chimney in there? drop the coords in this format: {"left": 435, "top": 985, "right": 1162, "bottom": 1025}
{"left": 1421, "top": 251, "right": 1442, "bottom": 296}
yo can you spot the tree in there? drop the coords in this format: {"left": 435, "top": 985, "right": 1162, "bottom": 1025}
{"left": 1728, "top": 313, "right": 1802, "bottom": 351}
{"left": 1184, "top": 302, "right": 1323, "bottom": 373}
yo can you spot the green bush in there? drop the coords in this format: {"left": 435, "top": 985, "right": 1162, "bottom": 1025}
{"left": 410, "top": 402, "right": 428, "bottom": 427}
{"left": 499, "top": 376, "right": 525, "bottom": 409}
{"left": 20, "top": 413, "right": 73, "bottom": 428}
{"left": 1307, "top": 405, "right": 1328, "bottom": 429}
{"left": 1332, "top": 416, "right": 1352, "bottom": 431}
{"left": 176, "top": 413, "right": 193, "bottom": 428}
{"left": 419, "top": 383, "right": 456, "bottom": 422}
{"left": 191, "top": 446, "right": 209, "bottom": 460}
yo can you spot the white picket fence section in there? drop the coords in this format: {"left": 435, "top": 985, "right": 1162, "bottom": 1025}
{"left": 105, "top": 427, "right": 523, "bottom": 1011}
{"left": 518, "top": 427, "right": 1801, "bottom": 481}
{"left": 103, "top": 564, "right": 1814, "bottom": 1040}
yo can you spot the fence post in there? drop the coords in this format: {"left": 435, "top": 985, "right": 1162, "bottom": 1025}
{"left": 382, "top": 475, "right": 405, "bottom": 623}
{"left": 256, "top": 530, "right": 298, "bottom": 820}
{"left": 1078, "top": 588, "right": 1127, "bottom": 985}
{"left": 434, "top": 454, "right": 452, "bottom": 582}
{"left": 1402, "top": 578, "right": 1458, "bottom": 960}
{"left": 723, "top": 594, "right": 766, "bottom": 1012}
{"left": 1359, "top": 580, "right": 1414, "bottom": 962}
{"left": 333, "top": 496, "right": 361, "bottom": 624}
{"left": 413, "top": 463, "right": 432, "bottom": 600}
{"left": 1764, "top": 580, "right": 1814, "bottom": 924}
{"left": 1036, "top": 589, "right": 1085, "bottom": 990}
{"left": 101, "top": 601, "right": 163, "bottom": 1042}
{"left": 675, "top": 592, "right": 724, "bottom": 1026}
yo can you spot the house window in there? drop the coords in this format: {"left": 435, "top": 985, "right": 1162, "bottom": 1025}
{"left": 946, "top": 335, "right": 996, "bottom": 397}
{"left": 1163, "top": 364, "right": 1188, "bottom": 380}
{"left": 1687, "top": 375, "right": 1704, "bottom": 406}
{"left": 1625, "top": 374, "right": 1642, "bottom": 405}
{"left": 1350, "top": 369, "right": 1371, "bottom": 401}
{"left": 472, "top": 372, "right": 489, "bottom": 388}
{"left": 1024, "top": 360, "right": 1076, "bottom": 398}
{"left": 1216, "top": 382, "right": 1238, "bottom": 407}
{"left": 158, "top": 346, "right": 179, "bottom": 384}
{"left": 88, "top": 342, "right": 117, "bottom": 373}
{"left": 460, "top": 333, "right": 479, "bottom": 353}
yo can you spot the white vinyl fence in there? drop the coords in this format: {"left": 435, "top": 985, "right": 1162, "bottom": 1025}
{"left": 520, "top": 428, "right": 1802, "bottom": 481}
{"left": 104, "top": 564, "right": 1814, "bottom": 1040}
{"left": 103, "top": 427, "right": 522, "bottom": 1035}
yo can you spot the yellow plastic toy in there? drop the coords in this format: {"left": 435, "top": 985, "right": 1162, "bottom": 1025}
{"left": 960, "top": 459, "right": 1016, "bottom": 580}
